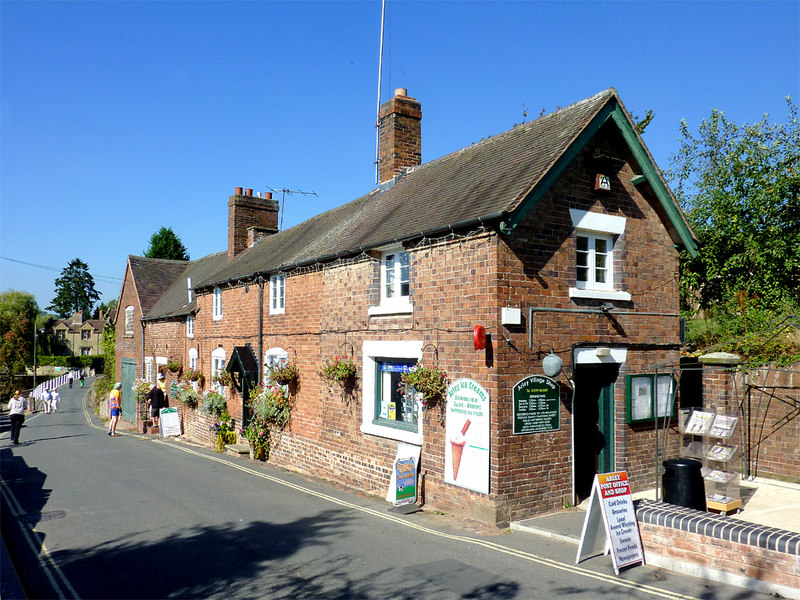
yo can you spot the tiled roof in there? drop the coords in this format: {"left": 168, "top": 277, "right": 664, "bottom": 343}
{"left": 128, "top": 256, "right": 191, "bottom": 316}
{"left": 144, "top": 252, "right": 228, "bottom": 320}
{"left": 195, "top": 89, "right": 619, "bottom": 289}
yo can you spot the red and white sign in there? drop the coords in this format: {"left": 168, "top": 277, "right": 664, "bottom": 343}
{"left": 576, "top": 471, "right": 644, "bottom": 574}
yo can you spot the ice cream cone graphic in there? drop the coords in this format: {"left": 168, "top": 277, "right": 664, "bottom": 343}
{"left": 451, "top": 419, "right": 471, "bottom": 480}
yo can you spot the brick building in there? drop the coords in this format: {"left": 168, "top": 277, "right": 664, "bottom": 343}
{"left": 115, "top": 87, "right": 701, "bottom": 523}
{"left": 52, "top": 311, "right": 106, "bottom": 356}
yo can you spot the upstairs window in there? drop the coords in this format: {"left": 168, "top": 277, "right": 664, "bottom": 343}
{"left": 188, "top": 348, "right": 198, "bottom": 371}
{"left": 212, "top": 287, "right": 223, "bottom": 320}
{"left": 270, "top": 275, "right": 285, "bottom": 315}
{"left": 186, "top": 315, "right": 194, "bottom": 338}
{"left": 81, "top": 330, "right": 91, "bottom": 340}
{"left": 369, "top": 247, "right": 412, "bottom": 316}
{"left": 576, "top": 233, "right": 613, "bottom": 291}
{"left": 568, "top": 209, "right": 630, "bottom": 302}
{"left": 124, "top": 306, "right": 135, "bottom": 335}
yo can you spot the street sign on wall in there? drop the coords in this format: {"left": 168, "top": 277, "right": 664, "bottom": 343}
{"left": 513, "top": 375, "right": 560, "bottom": 434}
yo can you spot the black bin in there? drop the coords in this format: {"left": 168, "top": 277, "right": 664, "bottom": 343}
{"left": 662, "top": 458, "right": 706, "bottom": 511}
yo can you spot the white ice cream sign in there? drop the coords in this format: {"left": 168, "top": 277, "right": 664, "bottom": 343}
{"left": 445, "top": 378, "right": 490, "bottom": 494}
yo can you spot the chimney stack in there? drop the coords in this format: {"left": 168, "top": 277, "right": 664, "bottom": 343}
{"left": 228, "top": 187, "right": 279, "bottom": 260}
{"left": 378, "top": 87, "right": 422, "bottom": 184}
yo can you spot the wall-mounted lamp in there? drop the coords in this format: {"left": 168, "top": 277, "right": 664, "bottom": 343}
{"left": 542, "top": 351, "right": 563, "bottom": 377}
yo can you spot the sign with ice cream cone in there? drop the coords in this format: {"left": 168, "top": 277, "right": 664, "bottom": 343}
{"left": 445, "top": 378, "right": 490, "bottom": 494}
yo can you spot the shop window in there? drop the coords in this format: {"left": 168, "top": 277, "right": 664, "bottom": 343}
{"left": 626, "top": 374, "right": 675, "bottom": 423}
{"left": 361, "top": 340, "right": 423, "bottom": 445}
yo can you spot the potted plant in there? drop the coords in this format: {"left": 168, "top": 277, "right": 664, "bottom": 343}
{"left": 268, "top": 362, "right": 299, "bottom": 385}
{"left": 167, "top": 359, "right": 183, "bottom": 375}
{"left": 175, "top": 381, "right": 199, "bottom": 408}
{"left": 200, "top": 389, "right": 227, "bottom": 419}
{"left": 399, "top": 363, "right": 448, "bottom": 409}
{"left": 212, "top": 371, "right": 233, "bottom": 388}
{"left": 209, "top": 412, "right": 236, "bottom": 452}
{"left": 182, "top": 369, "right": 206, "bottom": 388}
{"left": 249, "top": 384, "right": 292, "bottom": 429}
{"left": 318, "top": 355, "right": 357, "bottom": 390}
{"left": 240, "top": 420, "right": 270, "bottom": 460}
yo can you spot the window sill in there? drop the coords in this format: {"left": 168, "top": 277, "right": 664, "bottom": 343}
{"left": 361, "top": 421, "right": 422, "bottom": 445}
{"left": 569, "top": 288, "right": 631, "bottom": 301}
{"left": 368, "top": 302, "right": 413, "bottom": 317}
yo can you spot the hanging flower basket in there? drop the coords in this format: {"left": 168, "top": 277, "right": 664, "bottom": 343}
{"left": 268, "top": 362, "right": 299, "bottom": 385}
{"left": 167, "top": 359, "right": 183, "bottom": 374}
{"left": 399, "top": 363, "right": 448, "bottom": 409}
{"left": 212, "top": 371, "right": 233, "bottom": 388}
{"left": 319, "top": 355, "right": 357, "bottom": 390}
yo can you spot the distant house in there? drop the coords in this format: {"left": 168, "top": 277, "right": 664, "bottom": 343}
{"left": 115, "top": 88, "right": 700, "bottom": 523}
{"left": 52, "top": 311, "right": 106, "bottom": 356}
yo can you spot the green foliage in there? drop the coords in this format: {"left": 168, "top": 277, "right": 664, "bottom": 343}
{"left": 48, "top": 258, "right": 101, "bottom": 319}
{"left": 632, "top": 109, "right": 655, "bottom": 135}
{"left": 174, "top": 381, "right": 199, "bottom": 408}
{"left": 0, "top": 290, "right": 38, "bottom": 381}
{"left": 94, "top": 298, "right": 117, "bottom": 320}
{"left": 267, "top": 361, "right": 299, "bottom": 385}
{"left": 200, "top": 389, "right": 227, "bottom": 418}
{"left": 38, "top": 355, "right": 104, "bottom": 371}
{"left": 144, "top": 226, "right": 190, "bottom": 261}
{"left": 399, "top": 363, "right": 448, "bottom": 408}
{"left": 671, "top": 97, "right": 800, "bottom": 314}
{"left": 101, "top": 322, "right": 115, "bottom": 381}
{"left": 318, "top": 355, "right": 357, "bottom": 388}
{"left": 249, "top": 384, "right": 292, "bottom": 428}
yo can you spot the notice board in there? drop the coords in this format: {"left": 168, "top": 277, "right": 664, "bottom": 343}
{"left": 513, "top": 375, "right": 560, "bottom": 434}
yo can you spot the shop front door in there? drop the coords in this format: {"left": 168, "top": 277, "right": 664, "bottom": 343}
{"left": 573, "top": 364, "right": 618, "bottom": 501}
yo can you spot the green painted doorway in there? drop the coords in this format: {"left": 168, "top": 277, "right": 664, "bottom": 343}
{"left": 121, "top": 358, "right": 136, "bottom": 422}
{"left": 573, "top": 364, "right": 618, "bottom": 501}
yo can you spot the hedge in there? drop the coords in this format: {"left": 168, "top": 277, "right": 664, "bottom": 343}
{"left": 38, "top": 355, "right": 104, "bottom": 372}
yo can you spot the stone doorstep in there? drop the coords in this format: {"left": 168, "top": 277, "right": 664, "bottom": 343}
{"left": 225, "top": 443, "right": 251, "bottom": 457}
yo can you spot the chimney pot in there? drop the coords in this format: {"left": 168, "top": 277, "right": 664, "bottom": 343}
{"left": 244, "top": 188, "right": 253, "bottom": 197}
{"left": 395, "top": 88, "right": 407, "bottom": 97}
{"left": 235, "top": 186, "right": 243, "bottom": 195}
{"left": 265, "top": 192, "right": 273, "bottom": 200}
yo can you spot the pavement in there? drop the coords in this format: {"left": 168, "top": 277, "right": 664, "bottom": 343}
{"left": 511, "top": 476, "right": 800, "bottom": 544}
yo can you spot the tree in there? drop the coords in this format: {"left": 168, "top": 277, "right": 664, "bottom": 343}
{"left": 670, "top": 97, "right": 800, "bottom": 313}
{"left": 94, "top": 298, "right": 118, "bottom": 320}
{"left": 48, "top": 258, "right": 101, "bottom": 319}
{"left": 0, "top": 290, "right": 38, "bottom": 394}
{"left": 144, "top": 227, "right": 190, "bottom": 260}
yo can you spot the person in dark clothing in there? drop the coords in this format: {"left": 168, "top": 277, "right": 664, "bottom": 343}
{"left": 146, "top": 374, "right": 166, "bottom": 427}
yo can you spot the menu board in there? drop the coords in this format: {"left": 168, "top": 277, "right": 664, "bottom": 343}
{"left": 513, "top": 375, "right": 560, "bottom": 434}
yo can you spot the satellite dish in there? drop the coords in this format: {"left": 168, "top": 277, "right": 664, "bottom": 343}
{"left": 542, "top": 352, "right": 562, "bottom": 377}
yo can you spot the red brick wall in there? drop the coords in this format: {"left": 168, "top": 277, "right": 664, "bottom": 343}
{"left": 639, "top": 522, "right": 800, "bottom": 592}
{"left": 115, "top": 263, "right": 141, "bottom": 382}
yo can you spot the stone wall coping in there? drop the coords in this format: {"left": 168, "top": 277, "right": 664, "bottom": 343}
{"left": 636, "top": 499, "right": 800, "bottom": 555}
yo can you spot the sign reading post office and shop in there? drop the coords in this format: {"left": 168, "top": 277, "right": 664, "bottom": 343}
{"left": 513, "top": 375, "right": 560, "bottom": 434}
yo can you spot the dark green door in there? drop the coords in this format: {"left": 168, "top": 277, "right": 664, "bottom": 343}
{"left": 121, "top": 358, "right": 136, "bottom": 422}
{"left": 573, "top": 364, "right": 618, "bottom": 501}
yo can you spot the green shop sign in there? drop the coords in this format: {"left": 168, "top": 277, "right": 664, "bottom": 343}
{"left": 513, "top": 375, "right": 560, "bottom": 434}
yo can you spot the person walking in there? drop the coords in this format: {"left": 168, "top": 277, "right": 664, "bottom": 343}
{"left": 147, "top": 374, "right": 166, "bottom": 428}
{"left": 50, "top": 389, "right": 60, "bottom": 413}
{"left": 68, "top": 371, "right": 74, "bottom": 389}
{"left": 8, "top": 390, "right": 26, "bottom": 445}
{"left": 108, "top": 382, "right": 122, "bottom": 437}
{"left": 43, "top": 389, "right": 52, "bottom": 414}
{"left": 79, "top": 371, "right": 85, "bottom": 388}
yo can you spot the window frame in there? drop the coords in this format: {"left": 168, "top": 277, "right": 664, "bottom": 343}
{"left": 211, "top": 347, "right": 227, "bottom": 392}
{"left": 626, "top": 373, "right": 676, "bottom": 424}
{"left": 124, "top": 306, "right": 135, "bottom": 335}
{"left": 568, "top": 209, "right": 630, "bottom": 301}
{"left": 212, "top": 287, "right": 223, "bottom": 321}
{"left": 188, "top": 348, "right": 198, "bottom": 371}
{"left": 361, "top": 340, "right": 423, "bottom": 444}
{"left": 186, "top": 315, "right": 194, "bottom": 338}
{"left": 270, "top": 274, "right": 285, "bottom": 315}
{"left": 368, "top": 246, "right": 413, "bottom": 316}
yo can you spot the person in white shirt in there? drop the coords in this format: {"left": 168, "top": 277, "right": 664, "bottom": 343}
{"left": 8, "top": 390, "right": 26, "bottom": 445}
{"left": 43, "top": 389, "right": 52, "bottom": 414}
{"left": 50, "top": 389, "right": 60, "bottom": 413}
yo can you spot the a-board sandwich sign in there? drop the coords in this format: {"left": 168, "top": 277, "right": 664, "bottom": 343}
{"left": 394, "top": 457, "right": 417, "bottom": 506}
{"left": 512, "top": 375, "right": 560, "bottom": 434}
{"left": 159, "top": 407, "right": 181, "bottom": 437}
{"left": 576, "top": 471, "right": 644, "bottom": 574}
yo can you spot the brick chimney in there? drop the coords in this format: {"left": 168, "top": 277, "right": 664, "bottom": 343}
{"left": 71, "top": 310, "right": 83, "bottom": 324}
{"left": 378, "top": 88, "right": 422, "bottom": 184}
{"left": 228, "top": 188, "right": 279, "bottom": 260}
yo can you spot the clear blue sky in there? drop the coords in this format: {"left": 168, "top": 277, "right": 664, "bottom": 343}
{"left": 2, "top": 0, "right": 798, "bottom": 312}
